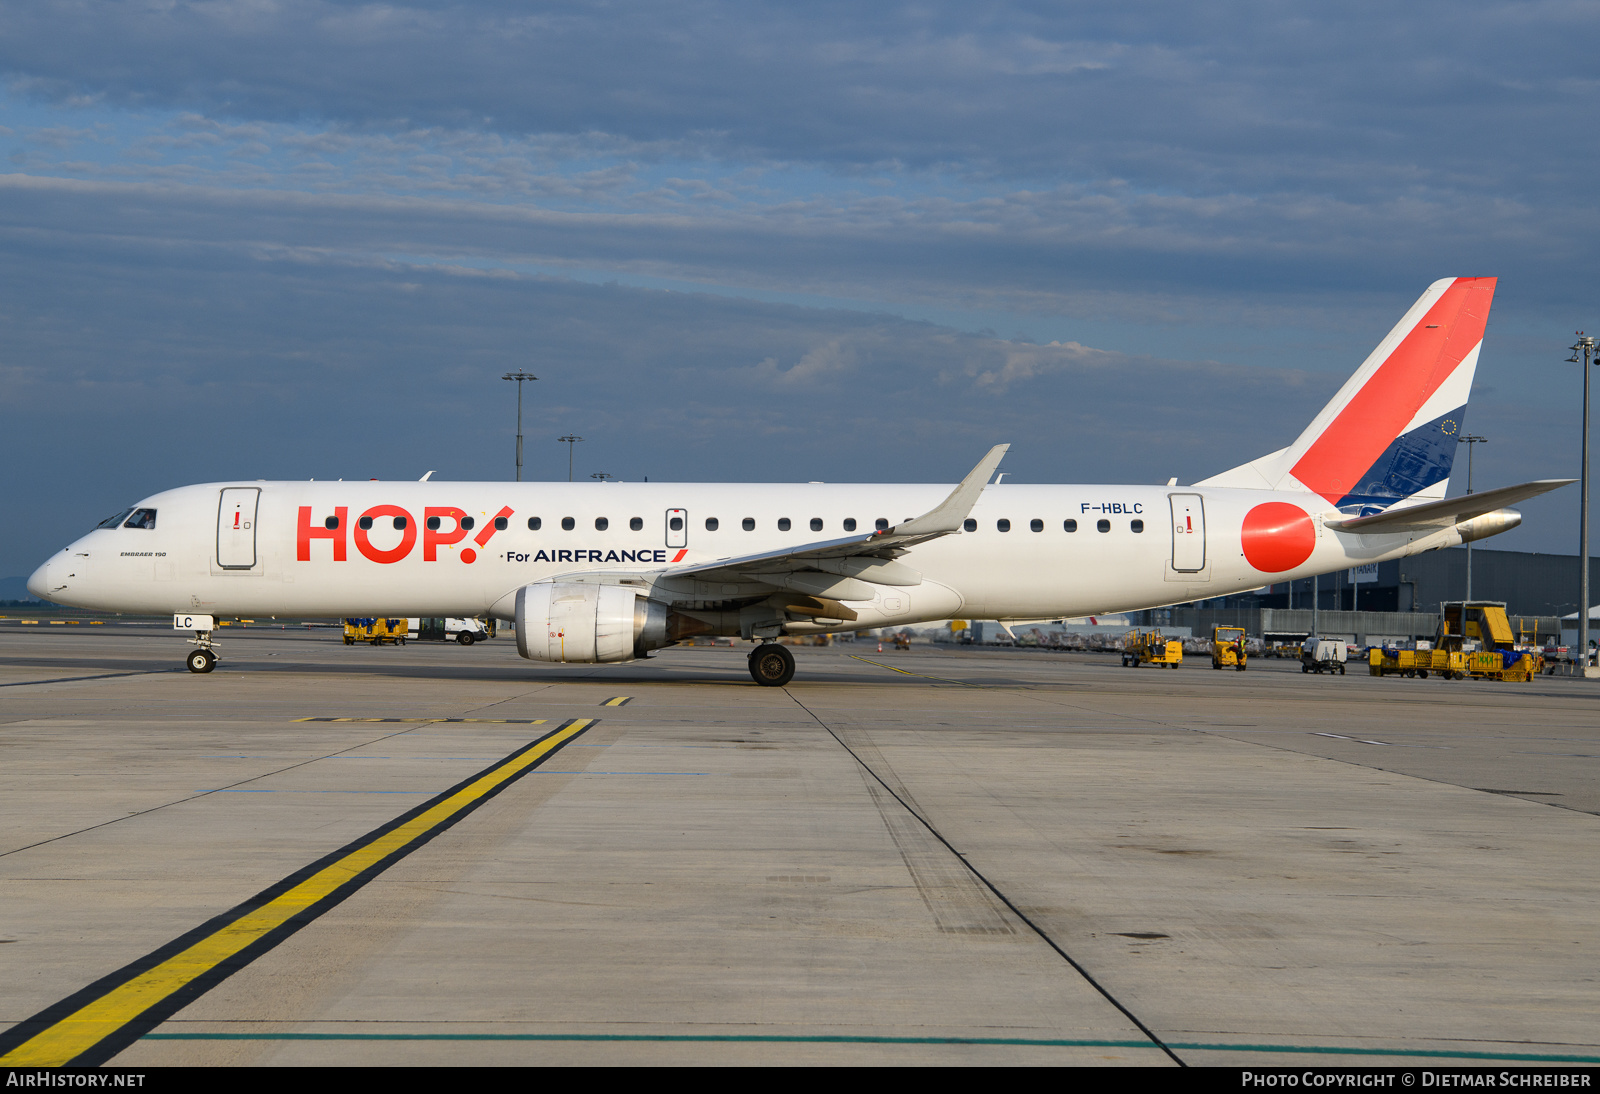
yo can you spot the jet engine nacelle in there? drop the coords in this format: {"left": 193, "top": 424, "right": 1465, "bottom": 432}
{"left": 514, "top": 582, "right": 672, "bottom": 663}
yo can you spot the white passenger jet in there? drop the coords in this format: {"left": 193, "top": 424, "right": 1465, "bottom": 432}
{"left": 28, "top": 277, "right": 1569, "bottom": 685}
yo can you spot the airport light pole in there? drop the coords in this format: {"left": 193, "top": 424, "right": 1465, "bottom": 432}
{"left": 1571, "top": 334, "right": 1596, "bottom": 671}
{"left": 1458, "top": 434, "right": 1488, "bottom": 604}
{"left": 501, "top": 371, "right": 537, "bottom": 482}
{"left": 558, "top": 435, "right": 584, "bottom": 482}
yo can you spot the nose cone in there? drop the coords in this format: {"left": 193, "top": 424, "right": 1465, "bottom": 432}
{"left": 26, "top": 557, "right": 56, "bottom": 601}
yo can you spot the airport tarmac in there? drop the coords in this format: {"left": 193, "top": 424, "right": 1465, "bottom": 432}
{"left": 1, "top": 625, "right": 1597, "bottom": 1067}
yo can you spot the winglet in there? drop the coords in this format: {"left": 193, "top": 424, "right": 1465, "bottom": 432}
{"left": 889, "top": 444, "right": 1009, "bottom": 536}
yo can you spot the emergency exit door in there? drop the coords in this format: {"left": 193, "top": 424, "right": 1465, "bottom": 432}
{"left": 665, "top": 509, "right": 688, "bottom": 548}
{"left": 1169, "top": 493, "right": 1206, "bottom": 572}
{"left": 217, "top": 488, "right": 260, "bottom": 570}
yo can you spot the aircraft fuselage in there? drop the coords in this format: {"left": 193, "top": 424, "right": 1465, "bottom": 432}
{"left": 30, "top": 478, "right": 1481, "bottom": 630}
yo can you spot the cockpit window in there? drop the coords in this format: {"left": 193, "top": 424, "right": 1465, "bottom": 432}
{"left": 123, "top": 509, "right": 157, "bottom": 530}
{"left": 97, "top": 508, "right": 135, "bottom": 530}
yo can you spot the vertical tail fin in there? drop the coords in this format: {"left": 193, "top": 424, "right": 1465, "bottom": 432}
{"left": 1197, "top": 277, "right": 1495, "bottom": 512}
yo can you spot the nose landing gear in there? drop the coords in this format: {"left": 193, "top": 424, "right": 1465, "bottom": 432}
{"left": 748, "top": 642, "right": 795, "bottom": 687}
{"left": 175, "top": 614, "right": 219, "bottom": 673}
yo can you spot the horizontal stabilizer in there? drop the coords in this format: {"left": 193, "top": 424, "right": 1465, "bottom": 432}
{"left": 1323, "top": 479, "right": 1573, "bottom": 534}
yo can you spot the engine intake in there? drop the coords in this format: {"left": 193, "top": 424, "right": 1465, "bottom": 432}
{"left": 515, "top": 582, "right": 680, "bottom": 663}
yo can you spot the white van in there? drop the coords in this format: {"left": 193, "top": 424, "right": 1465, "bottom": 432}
{"left": 406, "top": 617, "right": 493, "bottom": 645}
{"left": 1300, "top": 637, "right": 1348, "bottom": 675}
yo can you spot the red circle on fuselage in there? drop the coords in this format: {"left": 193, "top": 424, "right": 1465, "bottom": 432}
{"left": 461, "top": 547, "right": 477, "bottom": 564}
{"left": 1241, "top": 502, "right": 1315, "bottom": 572}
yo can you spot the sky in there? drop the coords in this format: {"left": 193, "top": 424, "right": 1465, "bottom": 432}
{"left": 3, "top": 0, "right": 1599, "bottom": 580}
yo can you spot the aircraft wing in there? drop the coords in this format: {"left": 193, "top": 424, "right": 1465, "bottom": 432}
{"left": 1323, "top": 479, "right": 1573, "bottom": 534}
{"left": 506, "top": 446, "right": 1008, "bottom": 622}
{"left": 662, "top": 444, "right": 1009, "bottom": 586}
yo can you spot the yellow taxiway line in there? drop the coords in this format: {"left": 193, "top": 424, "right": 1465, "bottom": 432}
{"left": 0, "top": 718, "right": 596, "bottom": 1067}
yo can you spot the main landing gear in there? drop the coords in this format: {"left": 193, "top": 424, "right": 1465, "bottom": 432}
{"left": 749, "top": 642, "right": 795, "bottom": 687}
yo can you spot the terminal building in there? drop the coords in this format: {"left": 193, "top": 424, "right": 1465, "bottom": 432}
{"left": 1137, "top": 546, "right": 1600, "bottom": 648}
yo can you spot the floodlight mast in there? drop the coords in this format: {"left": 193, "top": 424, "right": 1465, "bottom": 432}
{"left": 502, "top": 371, "right": 537, "bottom": 482}
{"left": 1572, "top": 334, "right": 1597, "bottom": 672}
{"left": 558, "top": 435, "right": 584, "bottom": 482}
{"left": 1458, "top": 434, "right": 1488, "bottom": 603}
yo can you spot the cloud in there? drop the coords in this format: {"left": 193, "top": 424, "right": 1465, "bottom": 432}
{"left": 963, "top": 340, "right": 1118, "bottom": 391}
{"left": 0, "top": 2, "right": 1590, "bottom": 191}
{"left": 1, "top": 0, "right": 1597, "bottom": 332}
{"left": 3, "top": 167, "right": 1594, "bottom": 346}
{"left": 748, "top": 340, "right": 857, "bottom": 388}
{"left": 0, "top": 213, "right": 1350, "bottom": 573}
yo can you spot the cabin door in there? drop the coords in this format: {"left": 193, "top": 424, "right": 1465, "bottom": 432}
{"left": 1169, "top": 493, "right": 1206, "bottom": 572}
{"left": 217, "top": 488, "right": 261, "bottom": 570}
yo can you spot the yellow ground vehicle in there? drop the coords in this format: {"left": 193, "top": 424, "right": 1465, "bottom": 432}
{"left": 1437, "top": 602, "right": 1544, "bottom": 682}
{"left": 1123, "top": 629, "right": 1183, "bottom": 668}
{"left": 1370, "top": 603, "right": 1543, "bottom": 681}
{"left": 1368, "top": 646, "right": 1465, "bottom": 679}
{"left": 343, "top": 617, "right": 407, "bottom": 645}
{"left": 1210, "top": 626, "right": 1248, "bottom": 671}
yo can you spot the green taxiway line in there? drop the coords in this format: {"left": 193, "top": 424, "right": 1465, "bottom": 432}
{"left": 140, "top": 1033, "right": 1600, "bottom": 1062}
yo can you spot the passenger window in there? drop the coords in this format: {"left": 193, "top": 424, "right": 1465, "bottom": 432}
{"left": 595, "top": 517, "right": 608, "bottom": 531}
{"left": 124, "top": 509, "right": 157, "bottom": 530}
{"left": 742, "top": 517, "right": 755, "bottom": 531}
{"left": 810, "top": 518, "right": 823, "bottom": 532}
{"left": 875, "top": 518, "right": 889, "bottom": 531}
{"left": 630, "top": 517, "right": 643, "bottom": 531}
{"left": 426, "top": 516, "right": 441, "bottom": 531}
{"left": 393, "top": 516, "right": 407, "bottom": 530}
{"left": 494, "top": 517, "right": 508, "bottom": 530}
{"left": 528, "top": 517, "right": 542, "bottom": 531}
{"left": 1097, "top": 519, "right": 1110, "bottom": 533}
{"left": 324, "top": 516, "right": 340, "bottom": 530}
{"left": 1064, "top": 519, "right": 1077, "bottom": 532}
{"left": 461, "top": 516, "right": 475, "bottom": 531}
{"left": 360, "top": 516, "right": 374, "bottom": 530}
{"left": 778, "top": 518, "right": 791, "bottom": 531}
{"left": 963, "top": 518, "right": 977, "bottom": 532}
{"left": 706, "top": 517, "right": 719, "bottom": 531}
{"left": 97, "top": 508, "right": 135, "bottom": 530}
{"left": 1131, "top": 520, "right": 1144, "bottom": 533}
{"left": 669, "top": 516, "right": 683, "bottom": 532}
{"left": 561, "top": 517, "right": 575, "bottom": 531}
{"left": 843, "top": 518, "right": 856, "bottom": 532}
{"left": 997, "top": 519, "right": 1010, "bottom": 532}
{"left": 1030, "top": 519, "right": 1043, "bottom": 532}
